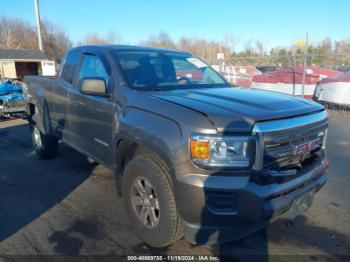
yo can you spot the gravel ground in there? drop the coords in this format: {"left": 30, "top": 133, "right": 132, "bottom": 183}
{"left": 0, "top": 110, "right": 349, "bottom": 261}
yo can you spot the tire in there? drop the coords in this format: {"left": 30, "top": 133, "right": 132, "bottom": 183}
{"left": 30, "top": 121, "right": 58, "bottom": 159}
{"left": 122, "top": 154, "right": 183, "bottom": 247}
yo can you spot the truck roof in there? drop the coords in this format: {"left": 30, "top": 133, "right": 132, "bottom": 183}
{"left": 70, "top": 45, "right": 190, "bottom": 55}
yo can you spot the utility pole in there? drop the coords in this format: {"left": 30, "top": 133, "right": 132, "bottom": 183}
{"left": 218, "top": 40, "right": 224, "bottom": 74}
{"left": 34, "top": 0, "right": 43, "bottom": 51}
{"left": 301, "top": 32, "right": 308, "bottom": 97}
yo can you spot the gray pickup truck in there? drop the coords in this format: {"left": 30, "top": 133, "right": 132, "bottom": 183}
{"left": 24, "top": 45, "right": 329, "bottom": 247}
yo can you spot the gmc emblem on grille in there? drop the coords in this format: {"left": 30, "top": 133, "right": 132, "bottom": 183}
{"left": 293, "top": 138, "right": 321, "bottom": 157}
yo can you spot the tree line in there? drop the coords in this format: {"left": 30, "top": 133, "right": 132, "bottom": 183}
{"left": 0, "top": 16, "right": 71, "bottom": 63}
{"left": 1, "top": 16, "right": 349, "bottom": 67}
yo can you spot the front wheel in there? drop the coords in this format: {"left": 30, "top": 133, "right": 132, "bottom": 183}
{"left": 30, "top": 122, "right": 58, "bottom": 159}
{"left": 122, "top": 154, "right": 183, "bottom": 247}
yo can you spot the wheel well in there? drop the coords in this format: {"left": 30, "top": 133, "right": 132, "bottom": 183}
{"left": 116, "top": 140, "right": 154, "bottom": 173}
{"left": 115, "top": 139, "right": 174, "bottom": 197}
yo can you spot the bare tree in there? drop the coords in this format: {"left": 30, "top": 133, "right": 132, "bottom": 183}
{"left": 106, "top": 31, "right": 123, "bottom": 44}
{"left": 0, "top": 16, "right": 36, "bottom": 49}
{"left": 224, "top": 34, "right": 240, "bottom": 53}
{"left": 0, "top": 16, "right": 72, "bottom": 62}
{"left": 157, "top": 30, "right": 176, "bottom": 49}
{"left": 78, "top": 31, "right": 123, "bottom": 45}
{"left": 0, "top": 28, "right": 18, "bottom": 49}
{"left": 178, "top": 37, "right": 194, "bottom": 53}
{"left": 2, "top": 15, "right": 350, "bottom": 67}
{"left": 255, "top": 40, "right": 265, "bottom": 56}
{"left": 140, "top": 30, "right": 175, "bottom": 49}
{"left": 41, "top": 19, "right": 72, "bottom": 62}
{"left": 78, "top": 32, "right": 107, "bottom": 45}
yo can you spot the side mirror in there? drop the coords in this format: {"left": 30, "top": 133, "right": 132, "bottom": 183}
{"left": 80, "top": 77, "right": 108, "bottom": 96}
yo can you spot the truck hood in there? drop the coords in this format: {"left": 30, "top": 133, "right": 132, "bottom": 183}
{"left": 149, "top": 87, "right": 324, "bottom": 132}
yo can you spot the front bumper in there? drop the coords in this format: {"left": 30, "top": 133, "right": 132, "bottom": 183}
{"left": 174, "top": 157, "right": 328, "bottom": 245}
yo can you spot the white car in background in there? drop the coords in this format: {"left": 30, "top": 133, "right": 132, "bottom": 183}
{"left": 313, "top": 71, "right": 350, "bottom": 108}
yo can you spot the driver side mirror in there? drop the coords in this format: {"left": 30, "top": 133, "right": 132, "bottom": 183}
{"left": 80, "top": 77, "right": 108, "bottom": 96}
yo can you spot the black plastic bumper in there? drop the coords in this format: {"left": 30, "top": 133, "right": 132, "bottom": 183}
{"left": 174, "top": 158, "right": 328, "bottom": 245}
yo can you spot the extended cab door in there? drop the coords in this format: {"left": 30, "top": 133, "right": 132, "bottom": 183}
{"left": 68, "top": 53, "right": 114, "bottom": 166}
{"left": 54, "top": 50, "right": 81, "bottom": 138}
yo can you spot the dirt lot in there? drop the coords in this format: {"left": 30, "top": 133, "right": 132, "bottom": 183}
{"left": 0, "top": 110, "right": 349, "bottom": 261}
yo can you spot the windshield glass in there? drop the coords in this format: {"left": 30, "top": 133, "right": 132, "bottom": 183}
{"left": 113, "top": 51, "right": 229, "bottom": 91}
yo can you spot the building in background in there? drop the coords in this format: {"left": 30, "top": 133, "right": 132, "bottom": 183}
{"left": 0, "top": 49, "right": 55, "bottom": 79}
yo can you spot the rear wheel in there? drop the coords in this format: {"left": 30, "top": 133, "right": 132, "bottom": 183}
{"left": 30, "top": 121, "right": 58, "bottom": 159}
{"left": 122, "top": 154, "right": 183, "bottom": 247}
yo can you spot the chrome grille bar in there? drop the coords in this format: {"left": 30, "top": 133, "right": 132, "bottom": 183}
{"left": 252, "top": 110, "right": 328, "bottom": 171}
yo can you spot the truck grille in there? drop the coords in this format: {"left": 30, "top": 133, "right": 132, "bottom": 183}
{"left": 263, "top": 121, "right": 327, "bottom": 170}
{"left": 252, "top": 111, "right": 328, "bottom": 179}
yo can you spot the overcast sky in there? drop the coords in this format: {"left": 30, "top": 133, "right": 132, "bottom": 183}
{"left": 1, "top": 0, "right": 349, "bottom": 50}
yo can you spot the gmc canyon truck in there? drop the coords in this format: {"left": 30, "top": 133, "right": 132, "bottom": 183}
{"left": 24, "top": 45, "right": 329, "bottom": 247}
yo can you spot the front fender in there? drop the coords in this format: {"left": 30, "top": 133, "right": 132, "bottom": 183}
{"left": 113, "top": 106, "right": 184, "bottom": 175}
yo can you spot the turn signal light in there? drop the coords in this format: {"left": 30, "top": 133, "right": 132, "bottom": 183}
{"left": 190, "top": 139, "right": 210, "bottom": 160}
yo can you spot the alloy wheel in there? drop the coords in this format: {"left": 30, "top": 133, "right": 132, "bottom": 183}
{"left": 131, "top": 176, "right": 160, "bottom": 228}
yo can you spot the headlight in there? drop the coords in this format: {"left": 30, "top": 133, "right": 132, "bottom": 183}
{"left": 190, "top": 134, "right": 250, "bottom": 168}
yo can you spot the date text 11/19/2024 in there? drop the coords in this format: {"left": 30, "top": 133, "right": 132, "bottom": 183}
{"left": 127, "top": 255, "right": 220, "bottom": 261}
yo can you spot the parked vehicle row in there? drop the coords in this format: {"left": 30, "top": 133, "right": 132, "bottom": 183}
{"left": 313, "top": 71, "right": 350, "bottom": 108}
{"left": 212, "top": 65, "right": 350, "bottom": 107}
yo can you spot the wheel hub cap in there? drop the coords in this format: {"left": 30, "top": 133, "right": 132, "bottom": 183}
{"left": 33, "top": 127, "right": 42, "bottom": 148}
{"left": 131, "top": 177, "right": 160, "bottom": 228}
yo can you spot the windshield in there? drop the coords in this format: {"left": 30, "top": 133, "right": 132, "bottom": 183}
{"left": 113, "top": 50, "right": 229, "bottom": 91}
